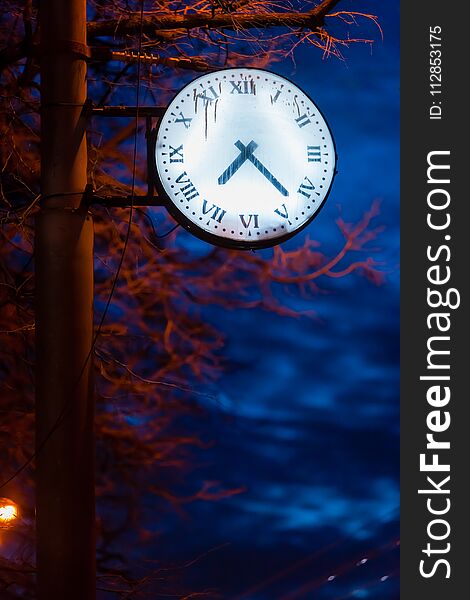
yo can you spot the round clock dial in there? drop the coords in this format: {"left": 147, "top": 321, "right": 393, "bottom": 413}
{"left": 154, "top": 67, "right": 337, "bottom": 249}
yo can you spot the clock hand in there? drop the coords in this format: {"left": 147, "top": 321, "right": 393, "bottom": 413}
{"left": 246, "top": 154, "right": 289, "bottom": 197}
{"left": 218, "top": 140, "right": 289, "bottom": 196}
{"left": 218, "top": 140, "right": 258, "bottom": 184}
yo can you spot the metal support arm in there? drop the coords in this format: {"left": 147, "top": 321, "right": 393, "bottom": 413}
{"left": 86, "top": 104, "right": 165, "bottom": 206}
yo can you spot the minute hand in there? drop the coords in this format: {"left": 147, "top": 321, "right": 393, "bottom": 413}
{"left": 247, "top": 155, "right": 289, "bottom": 197}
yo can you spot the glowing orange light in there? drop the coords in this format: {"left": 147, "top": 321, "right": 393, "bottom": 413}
{"left": 0, "top": 498, "right": 19, "bottom": 526}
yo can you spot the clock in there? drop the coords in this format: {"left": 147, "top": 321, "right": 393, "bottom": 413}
{"left": 154, "top": 67, "right": 337, "bottom": 250}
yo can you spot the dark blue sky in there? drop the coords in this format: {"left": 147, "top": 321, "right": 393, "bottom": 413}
{"left": 141, "top": 3, "right": 399, "bottom": 598}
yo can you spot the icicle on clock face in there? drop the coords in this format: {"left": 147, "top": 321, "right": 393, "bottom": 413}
{"left": 154, "top": 68, "right": 337, "bottom": 250}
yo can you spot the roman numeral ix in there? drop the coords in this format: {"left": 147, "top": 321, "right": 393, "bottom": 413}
{"left": 169, "top": 144, "right": 184, "bottom": 163}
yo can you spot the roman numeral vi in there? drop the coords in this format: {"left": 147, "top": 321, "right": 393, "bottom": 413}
{"left": 239, "top": 214, "right": 259, "bottom": 229}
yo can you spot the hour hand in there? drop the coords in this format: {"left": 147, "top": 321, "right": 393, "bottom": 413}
{"left": 218, "top": 140, "right": 288, "bottom": 197}
{"left": 218, "top": 140, "right": 257, "bottom": 184}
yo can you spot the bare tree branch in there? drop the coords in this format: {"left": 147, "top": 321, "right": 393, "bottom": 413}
{"left": 0, "top": 0, "right": 384, "bottom": 595}
{"left": 87, "top": 0, "right": 342, "bottom": 38}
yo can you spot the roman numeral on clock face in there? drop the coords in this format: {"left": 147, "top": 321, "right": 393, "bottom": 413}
{"left": 239, "top": 214, "right": 259, "bottom": 229}
{"left": 274, "top": 203, "right": 290, "bottom": 224}
{"left": 169, "top": 144, "right": 184, "bottom": 163}
{"left": 197, "top": 86, "right": 219, "bottom": 103}
{"left": 202, "top": 200, "right": 226, "bottom": 224}
{"left": 230, "top": 80, "right": 255, "bottom": 95}
{"left": 297, "top": 176, "right": 319, "bottom": 199}
{"left": 175, "top": 172, "right": 199, "bottom": 200}
{"left": 307, "top": 146, "right": 321, "bottom": 162}
{"left": 295, "top": 113, "right": 311, "bottom": 128}
{"left": 174, "top": 112, "right": 192, "bottom": 129}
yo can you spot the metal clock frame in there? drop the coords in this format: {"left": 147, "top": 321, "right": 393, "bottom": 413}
{"left": 151, "top": 67, "right": 338, "bottom": 251}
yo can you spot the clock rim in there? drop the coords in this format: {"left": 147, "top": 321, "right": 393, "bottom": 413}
{"left": 152, "top": 66, "right": 338, "bottom": 251}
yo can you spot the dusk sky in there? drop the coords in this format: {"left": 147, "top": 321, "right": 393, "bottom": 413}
{"left": 140, "top": 2, "right": 400, "bottom": 598}
{"left": 0, "top": 1, "right": 404, "bottom": 598}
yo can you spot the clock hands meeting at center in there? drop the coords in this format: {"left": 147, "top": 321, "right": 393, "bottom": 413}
{"left": 218, "top": 140, "right": 289, "bottom": 197}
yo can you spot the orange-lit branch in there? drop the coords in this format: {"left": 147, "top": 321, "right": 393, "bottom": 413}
{"left": 0, "top": 0, "right": 385, "bottom": 595}
{"left": 87, "top": 0, "right": 343, "bottom": 37}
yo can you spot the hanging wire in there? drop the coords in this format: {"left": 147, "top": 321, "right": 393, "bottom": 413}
{"left": 134, "top": 207, "right": 180, "bottom": 240}
{"left": 0, "top": 0, "right": 147, "bottom": 491}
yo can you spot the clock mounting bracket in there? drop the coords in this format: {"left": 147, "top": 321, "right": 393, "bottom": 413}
{"left": 84, "top": 102, "right": 167, "bottom": 208}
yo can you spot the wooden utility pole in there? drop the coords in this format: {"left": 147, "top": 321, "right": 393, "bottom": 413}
{"left": 36, "top": 0, "right": 95, "bottom": 598}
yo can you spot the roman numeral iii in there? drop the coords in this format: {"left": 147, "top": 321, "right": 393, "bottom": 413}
{"left": 307, "top": 146, "right": 321, "bottom": 162}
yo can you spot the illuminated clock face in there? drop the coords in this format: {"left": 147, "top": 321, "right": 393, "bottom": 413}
{"left": 154, "top": 67, "right": 337, "bottom": 249}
